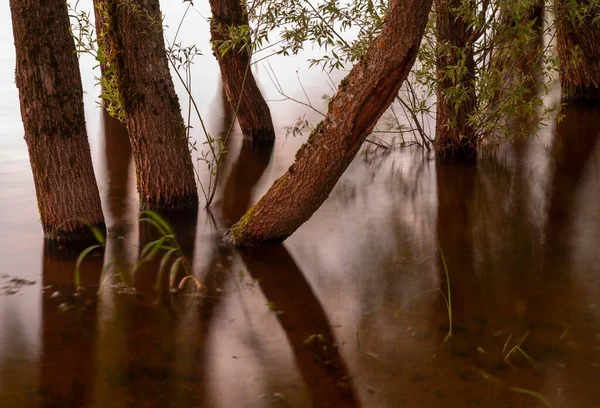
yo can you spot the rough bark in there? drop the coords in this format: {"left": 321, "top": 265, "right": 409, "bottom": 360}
{"left": 555, "top": 0, "right": 600, "bottom": 100}
{"left": 434, "top": 0, "right": 478, "bottom": 158}
{"left": 209, "top": 0, "right": 275, "bottom": 142}
{"left": 225, "top": 0, "right": 433, "bottom": 247}
{"left": 93, "top": 0, "right": 198, "bottom": 210}
{"left": 9, "top": 0, "right": 105, "bottom": 243}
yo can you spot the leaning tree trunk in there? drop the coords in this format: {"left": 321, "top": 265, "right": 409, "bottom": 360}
{"left": 225, "top": 0, "right": 433, "bottom": 247}
{"left": 435, "top": 0, "right": 478, "bottom": 158}
{"left": 555, "top": 0, "right": 600, "bottom": 100}
{"left": 93, "top": 0, "right": 198, "bottom": 210}
{"left": 209, "top": 0, "right": 275, "bottom": 142}
{"left": 9, "top": 0, "right": 105, "bottom": 243}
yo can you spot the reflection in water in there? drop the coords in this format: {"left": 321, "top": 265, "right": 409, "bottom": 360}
{"left": 545, "top": 104, "right": 600, "bottom": 258}
{"left": 435, "top": 158, "right": 479, "bottom": 349}
{"left": 3, "top": 92, "right": 600, "bottom": 407}
{"left": 40, "top": 243, "right": 102, "bottom": 407}
{"left": 241, "top": 245, "right": 358, "bottom": 407}
{"left": 101, "top": 110, "right": 137, "bottom": 287}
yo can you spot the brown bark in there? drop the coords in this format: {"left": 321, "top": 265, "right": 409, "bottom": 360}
{"left": 9, "top": 0, "right": 105, "bottom": 243}
{"left": 93, "top": 0, "right": 198, "bottom": 210}
{"left": 435, "top": 0, "right": 478, "bottom": 158}
{"left": 209, "top": 0, "right": 275, "bottom": 142}
{"left": 225, "top": 0, "right": 433, "bottom": 247}
{"left": 555, "top": 0, "right": 600, "bottom": 100}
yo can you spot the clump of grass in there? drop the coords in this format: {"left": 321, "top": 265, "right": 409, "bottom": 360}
{"left": 76, "top": 211, "right": 202, "bottom": 294}
{"left": 136, "top": 210, "right": 202, "bottom": 294}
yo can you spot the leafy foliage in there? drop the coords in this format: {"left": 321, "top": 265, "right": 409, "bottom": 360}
{"left": 239, "top": 0, "right": 594, "bottom": 145}
{"left": 69, "top": 1, "right": 126, "bottom": 121}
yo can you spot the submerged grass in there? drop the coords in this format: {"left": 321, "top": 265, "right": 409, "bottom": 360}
{"left": 504, "top": 331, "right": 536, "bottom": 368}
{"left": 75, "top": 224, "right": 106, "bottom": 289}
{"left": 75, "top": 211, "right": 201, "bottom": 295}
{"left": 437, "top": 241, "right": 453, "bottom": 344}
{"left": 510, "top": 387, "right": 553, "bottom": 408}
{"left": 405, "top": 241, "right": 453, "bottom": 345}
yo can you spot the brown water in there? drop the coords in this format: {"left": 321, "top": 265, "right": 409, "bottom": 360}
{"left": 2, "top": 3, "right": 600, "bottom": 408}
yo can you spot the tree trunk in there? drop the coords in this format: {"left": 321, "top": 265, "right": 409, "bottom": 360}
{"left": 93, "top": 0, "right": 198, "bottom": 210}
{"left": 9, "top": 0, "right": 105, "bottom": 243}
{"left": 555, "top": 0, "right": 600, "bottom": 100}
{"left": 209, "top": 0, "right": 275, "bottom": 142}
{"left": 435, "top": 0, "right": 478, "bottom": 158}
{"left": 225, "top": 0, "right": 433, "bottom": 247}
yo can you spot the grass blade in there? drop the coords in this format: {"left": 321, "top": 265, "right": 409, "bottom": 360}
{"left": 510, "top": 387, "right": 552, "bottom": 408}
{"left": 437, "top": 241, "right": 452, "bottom": 344}
{"left": 75, "top": 244, "right": 102, "bottom": 288}
{"left": 140, "top": 210, "right": 174, "bottom": 235}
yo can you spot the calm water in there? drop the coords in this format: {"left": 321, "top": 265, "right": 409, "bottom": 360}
{"left": 1, "top": 2, "right": 600, "bottom": 408}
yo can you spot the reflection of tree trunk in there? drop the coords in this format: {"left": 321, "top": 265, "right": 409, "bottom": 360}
{"left": 435, "top": 159, "right": 479, "bottom": 348}
{"left": 103, "top": 110, "right": 134, "bottom": 225}
{"left": 226, "top": 0, "right": 433, "bottom": 247}
{"left": 93, "top": 0, "right": 198, "bottom": 210}
{"left": 191, "top": 88, "right": 275, "bottom": 405}
{"left": 221, "top": 140, "right": 273, "bottom": 225}
{"left": 435, "top": 0, "right": 477, "bottom": 158}
{"left": 555, "top": 0, "right": 600, "bottom": 100}
{"left": 102, "top": 109, "right": 136, "bottom": 284}
{"left": 545, "top": 105, "right": 600, "bottom": 256}
{"left": 209, "top": 0, "right": 275, "bottom": 142}
{"left": 40, "top": 243, "right": 102, "bottom": 407}
{"left": 240, "top": 245, "right": 358, "bottom": 408}
{"left": 9, "top": 0, "right": 105, "bottom": 243}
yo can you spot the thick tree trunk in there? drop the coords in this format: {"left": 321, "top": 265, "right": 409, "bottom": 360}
{"left": 209, "top": 0, "right": 275, "bottom": 142}
{"left": 9, "top": 0, "right": 105, "bottom": 243}
{"left": 555, "top": 0, "right": 600, "bottom": 100}
{"left": 93, "top": 0, "right": 198, "bottom": 210}
{"left": 225, "top": 0, "right": 433, "bottom": 247}
{"left": 435, "top": 0, "right": 478, "bottom": 158}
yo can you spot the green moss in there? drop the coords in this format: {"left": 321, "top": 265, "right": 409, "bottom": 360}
{"left": 307, "top": 120, "right": 325, "bottom": 144}
{"left": 340, "top": 77, "right": 349, "bottom": 91}
{"left": 295, "top": 143, "right": 307, "bottom": 161}
{"left": 229, "top": 205, "right": 255, "bottom": 240}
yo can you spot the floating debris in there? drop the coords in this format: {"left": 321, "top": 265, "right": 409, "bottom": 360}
{"left": 0, "top": 274, "right": 37, "bottom": 296}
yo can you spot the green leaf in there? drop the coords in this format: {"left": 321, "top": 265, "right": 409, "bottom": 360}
{"left": 75, "top": 244, "right": 103, "bottom": 288}
{"left": 89, "top": 225, "right": 105, "bottom": 246}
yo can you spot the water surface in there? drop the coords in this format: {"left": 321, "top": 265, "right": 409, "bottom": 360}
{"left": 1, "top": 2, "right": 600, "bottom": 408}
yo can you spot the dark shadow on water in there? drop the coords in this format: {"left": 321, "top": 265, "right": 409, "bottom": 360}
{"left": 39, "top": 242, "right": 102, "bottom": 407}
{"left": 240, "top": 245, "right": 359, "bottom": 408}
{"left": 435, "top": 158, "right": 479, "bottom": 352}
{"left": 544, "top": 103, "right": 600, "bottom": 261}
